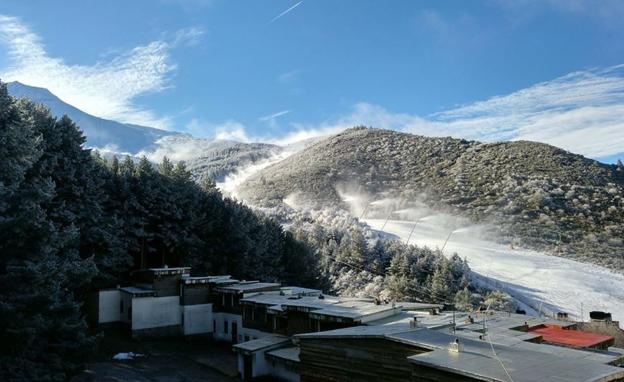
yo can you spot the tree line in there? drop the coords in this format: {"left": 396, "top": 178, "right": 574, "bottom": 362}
{"left": 0, "top": 82, "right": 319, "bottom": 380}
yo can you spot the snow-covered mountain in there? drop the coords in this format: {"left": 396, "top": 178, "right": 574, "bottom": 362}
{"left": 7, "top": 82, "right": 283, "bottom": 184}
{"left": 7, "top": 81, "right": 179, "bottom": 154}
{"left": 142, "top": 134, "right": 283, "bottom": 184}
{"left": 238, "top": 127, "right": 624, "bottom": 270}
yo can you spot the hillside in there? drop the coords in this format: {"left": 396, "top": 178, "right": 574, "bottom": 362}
{"left": 155, "top": 135, "right": 282, "bottom": 183}
{"left": 7, "top": 81, "right": 178, "bottom": 153}
{"left": 239, "top": 127, "right": 624, "bottom": 269}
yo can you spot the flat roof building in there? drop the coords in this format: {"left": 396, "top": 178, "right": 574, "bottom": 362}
{"left": 295, "top": 312, "right": 624, "bottom": 382}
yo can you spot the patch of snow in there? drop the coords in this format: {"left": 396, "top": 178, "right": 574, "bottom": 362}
{"left": 217, "top": 149, "right": 296, "bottom": 199}
{"left": 112, "top": 352, "right": 144, "bottom": 360}
{"left": 363, "top": 218, "right": 624, "bottom": 327}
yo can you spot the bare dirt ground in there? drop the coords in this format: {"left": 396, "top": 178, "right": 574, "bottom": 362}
{"left": 72, "top": 329, "right": 239, "bottom": 382}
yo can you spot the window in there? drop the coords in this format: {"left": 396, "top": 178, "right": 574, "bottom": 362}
{"left": 213, "top": 320, "right": 216, "bottom": 333}
{"left": 224, "top": 320, "right": 228, "bottom": 334}
{"left": 128, "top": 306, "right": 132, "bottom": 320}
{"left": 120, "top": 300, "right": 124, "bottom": 313}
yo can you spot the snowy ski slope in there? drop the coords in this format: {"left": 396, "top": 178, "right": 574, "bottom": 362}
{"left": 363, "top": 217, "right": 624, "bottom": 326}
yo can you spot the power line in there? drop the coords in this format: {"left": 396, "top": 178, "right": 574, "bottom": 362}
{"left": 482, "top": 305, "right": 515, "bottom": 382}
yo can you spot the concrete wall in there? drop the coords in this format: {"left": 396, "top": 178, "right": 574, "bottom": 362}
{"left": 270, "top": 361, "right": 300, "bottom": 382}
{"left": 213, "top": 312, "right": 273, "bottom": 343}
{"left": 236, "top": 350, "right": 271, "bottom": 380}
{"left": 183, "top": 303, "right": 213, "bottom": 335}
{"left": 98, "top": 289, "right": 122, "bottom": 324}
{"left": 131, "top": 296, "right": 181, "bottom": 330}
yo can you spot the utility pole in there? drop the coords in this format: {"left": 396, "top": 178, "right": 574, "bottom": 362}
{"left": 452, "top": 310, "right": 456, "bottom": 334}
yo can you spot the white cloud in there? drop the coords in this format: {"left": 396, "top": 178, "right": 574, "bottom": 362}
{"left": 213, "top": 121, "right": 252, "bottom": 142}
{"left": 171, "top": 27, "right": 206, "bottom": 47}
{"left": 283, "top": 65, "right": 624, "bottom": 159}
{"left": 162, "top": 64, "right": 624, "bottom": 162}
{"left": 183, "top": 65, "right": 624, "bottom": 160}
{"left": 0, "top": 15, "right": 202, "bottom": 129}
{"left": 426, "top": 65, "right": 624, "bottom": 157}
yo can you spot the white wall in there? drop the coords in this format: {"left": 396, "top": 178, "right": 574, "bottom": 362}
{"left": 213, "top": 312, "right": 274, "bottom": 343}
{"left": 98, "top": 290, "right": 121, "bottom": 324}
{"left": 183, "top": 304, "right": 213, "bottom": 335}
{"left": 131, "top": 296, "right": 181, "bottom": 330}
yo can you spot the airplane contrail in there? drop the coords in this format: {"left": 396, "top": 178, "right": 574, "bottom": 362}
{"left": 269, "top": 1, "right": 303, "bottom": 24}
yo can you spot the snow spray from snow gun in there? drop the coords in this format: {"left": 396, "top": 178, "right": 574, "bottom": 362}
{"left": 440, "top": 227, "right": 470, "bottom": 253}
{"left": 405, "top": 215, "right": 435, "bottom": 245}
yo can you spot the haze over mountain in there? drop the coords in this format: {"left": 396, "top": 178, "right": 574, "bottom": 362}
{"left": 7, "top": 82, "right": 283, "bottom": 182}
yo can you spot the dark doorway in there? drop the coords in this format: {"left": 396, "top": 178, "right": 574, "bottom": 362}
{"left": 232, "top": 321, "right": 238, "bottom": 344}
{"left": 243, "top": 354, "right": 252, "bottom": 381}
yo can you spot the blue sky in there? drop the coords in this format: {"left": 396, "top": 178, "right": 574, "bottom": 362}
{"left": 0, "top": 0, "right": 623, "bottom": 162}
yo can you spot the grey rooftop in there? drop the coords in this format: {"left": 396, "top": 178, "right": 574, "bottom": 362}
{"left": 119, "top": 286, "right": 154, "bottom": 296}
{"left": 266, "top": 346, "right": 300, "bottom": 363}
{"left": 400, "top": 329, "right": 624, "bottom": 382}
{"left": 216, "top": 281, "right": 281, "bottom": 293}
{"left": 232, "top": 335, "right": 290, "bottom": 353}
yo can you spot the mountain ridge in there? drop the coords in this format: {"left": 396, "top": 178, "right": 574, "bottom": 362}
{"left": 7, "top": 81, "right": 179, "bottom": 154}
{"left": 238, "top": 127, "right": 624, "bottom": 269}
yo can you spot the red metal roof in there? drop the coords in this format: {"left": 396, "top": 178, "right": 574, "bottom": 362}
{"left": 528, "top": 324, "right": 613, "bottom": 348}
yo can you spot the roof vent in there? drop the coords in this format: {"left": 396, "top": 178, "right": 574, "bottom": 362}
{"left": 448, "top": 338, "right": 463, "bottom": 353}
{"left": 410, "top": 317, "right": 418, "bottom": 329}
{"left": 318, "top": 294, "right": 324, "bottom": 300}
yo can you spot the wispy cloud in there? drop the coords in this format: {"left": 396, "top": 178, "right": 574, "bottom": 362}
{"left": 427, "top": 65, "right": 624, "bottom": 158}
{"left": 0, "top": 15, "right": 202, "bottom": 129}
{"left": 269, "top": 1, "right": 303, "bottom": 24}
{"left": 147, "top": 62, "right": 624, "bottom": 162}
{"left": 171, "top": 26, "right": 206, "bottom": 47}
{"left": 277, "top": 69, "right": 300, "bottom": 83}
{"left": 259, "top": 110, "right": 291, "bottom": 122}
{"left": 258, "top": 109, "right": 291, "bottom": 129}
{"left": 261, "top": 65, "right": 624, "bottom": 159}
